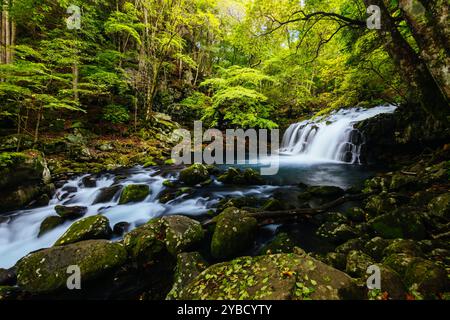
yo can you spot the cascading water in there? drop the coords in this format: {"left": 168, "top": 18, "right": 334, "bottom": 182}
{"left": 280, "top": 105, "right": 397, "bottom": 163}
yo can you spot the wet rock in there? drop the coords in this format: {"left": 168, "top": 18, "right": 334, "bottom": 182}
{"left": 364, "top": 237, "right": 392, "bottom": 261}
{"left": 93, "top": 185, "right": 122, "bottom": 204}
{"left": 55, "top": 205, "right": 87, "bottom": 220}
{"left": 61, "top": 186, "right": 78, "bottom": 194}
{"left": 211, "top": 207, "right": 258, "bottom": 260}
{"left": 216, "top": 196, "right": 261, "bottom": 212}
{"left": 0, "top": 268, "right": 16, "bottom": 286}
{"left": 306, "top": 185, "right": 345, "bottom": 198}
{"left": 0, "top": 185, "right": 43, "bottom": 212}
{"left": 368, "top": 209, "right": 426, "bottom": 240}
{"left": 113, "top": 222, "right": 131, "bottom": 236}
{"left": 119, "top": 184, "right": 150, "bottom": 204}
{"left": 217, "top": 167, "right": 264, "bottom": 186}
{"left": 383, "top": 239, "right": 424, "bottom": 257}
{"left": 180, "top": 254, "right": 363, "bottom": 300}
{"left": 38, "top": 216, "right": 65, "bottom": 237}
{"left": 345, "top": 250, "right": 375, "bottom": 278}
{"left": 16, "top": 240, "right": 127, "bottom": 294}
{"left": 166, "top": 252, "right": 208, "bottom": 300}
{"left": 382, "top": 253, "right": 418, "bottom": 276}
{"left": 54, "top": 215, "right": 112, "bottom": 246}
{"left": 404, "top": 258, "right": 449, "bottom": 299}
{"left": 179, "top": 163, "right": 210, "bottom": 186}
{"left": 316, "top": 222, "right": 358, "bottom": 244}
{"left": 79, "top": 176, "right": 97, "bottom": 188}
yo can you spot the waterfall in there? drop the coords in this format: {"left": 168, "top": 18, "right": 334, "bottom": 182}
{"left": 280, "top": 105, "right": 397, "bottom": 164}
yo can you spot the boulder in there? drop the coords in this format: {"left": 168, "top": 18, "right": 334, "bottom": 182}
{"left": 325, "top": 252, "right": 347, "bottom": 271}
{"left": 375, "top": 265, "right": 407, "bottom": 300}
{"left": 316, "top": 222, "right": 358, "bottom": 244}
{"left": 38, "top": 216, "right": 65, "bottom": 237}
{"left": 0, "top": 268, "right": 16, "bottom": 286}
{"left": 364, "top": 237, "right": 392, "bottom": 261}
{"left": 217, "top": 167, "right": 264, "bottom": 185}
{"left": 428, "top": 193, "right": 450, "bottom": 220}
{"left": 382, "top": 239, "right": 424, "bottom": 257}
{"left": 180, "top": 254, "right": 363, "bottom": 300}
{"left": 113, "top": 222, "right": 131, "bottom": 236}
{"left": 211, "top": 207, "right": 258, "bottom": 260}
{"left": 368, "top": 210, "right": 426, "bottom": 240}
{"left": 404, "top": 258, "right": 449, "bottom": 298}
{"left": 0, "top": 185, "right": 43, "bottom": 212}
{"left": 345, "top": 250, "right": 375, "bottom": 278}
{"left": 364, "top": 193, "right": 397, "bottom": 218}
{"left": 161, "top": 215, "right": 204, "bottom": 256}
{"left": 335, "top": 239, "right": 365, "bottom": 255}
{"left": 54, "top": 215, "right": 112, "bottom": 246}
{"left": 55, "top": 205, "right": 87, "bottom": 220}
{"left": 179, "top": 163, "right": 210, "bottom": 186}
{"left": 259, "top": 232, "right": 297, "bottom": 255}
{"left": 0, "top": 286, "right": 22, "bottom": 300}
{"left": 382, "top": 253, "right": 418, "bottom": 276}
{"left": 16, "top": 240, "right": 127, "bottom": 294}
{"left": 79, "top": 176, "right": 97, "bottom": 188}
{"left": 119, "top": 184, "right": 150, "bottom": 204}
{"left": 92, "top": 185, "right": 122, "bottom": 204}
{"left": 166, "top": 252, "right": 208, "bottom": 300}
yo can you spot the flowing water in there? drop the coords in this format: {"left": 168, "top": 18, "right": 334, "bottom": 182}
{"left": 0, "top": 105, "right": 397, "bottom": 268}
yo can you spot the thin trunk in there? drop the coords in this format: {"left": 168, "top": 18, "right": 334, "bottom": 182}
{"left": 34, "top": 104, "right": 42, "bottom": 144}
{"left": 73, "top": 64, "right": 79, "bottom": 101}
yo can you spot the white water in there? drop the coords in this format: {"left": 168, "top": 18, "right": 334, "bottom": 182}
{"left": 280, "top": 105, "right": 397, "bottom": 164}
{"left": 0, "top": 167, "right": 277, "bottom": 268}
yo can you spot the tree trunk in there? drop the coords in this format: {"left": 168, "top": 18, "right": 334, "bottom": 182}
{"left": 363, "top": 0, "right": 449, "bottom": 121}
{"left": 399, "top": 0, "right": 450, "bottom": 101}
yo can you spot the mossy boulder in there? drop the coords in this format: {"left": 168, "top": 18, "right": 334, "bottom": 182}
{"left": 179, "top": 163, "right": 210, "bottom": 186}
{"left": 364, "top": 237, "right": 392, "bottom": 261}
{"left": 119, "top": 184, "right": 150, "bottom": 204}
{"left": 16, "top": 240, "right": 127, "bottom": 294}
{"left": 259, "top": 232, "right": 297, "bottom": 255}
{"left": 345, "top": 250, "right": 375, "bottom": 278}
{"left": 428, "top": 193, "right": 450, "bottom": 220}
{"left": 211, "top": 207, "right": 258, "bottom": 260}
{"left": 335, "top": 239, "right": 365, "bottom": 255}
{"left": 38, "top": 216, "right": 65, "bottom": 237}
{"left": 404, "top": 258, "right": 449, "bottom": 298}
{"left": 166, "top": 252, "right": 208, "bottom": 300}
{"left": 93, "top": 185, "right": 122, "bottom": 204}
{"left": 180, "top": 254, "right": 363, "bottom": 300}
{"left": 54, "top": 215, "right": 112, "bottom": 246}
{"left": 0, "top": 185, "right": 43, "bottom": 213}
{"left": 375, "top": 265, "right": 407, "bottom": 300}
{"left": 161, "top": 215, "right": 205, "bottom": 256}
{"left": 345, "top": 207, "right": 366, "bottom": 222}
{"left": 217, "top": 167, "right": 264, "bottom": 185}
{"left": 325, "top": 252, "right": 347, "bottom": 271}
{"left": 362, "top": 176, "right": 389, "bottom": 194}
{"left": 382, "top": 253, "right": 418, "bottom": 276}
{"left": 368, "top": 210, "right": 426, "bottom": 240}
{"left": 55, "top": 205, "right": 87, "bottom": 220}
{"left": 0, "top": 286, "right": 22, "bottom": 300}
{"left": 364, "top": 193, "right": 397, "bottom": 218}
{"left": 316, "top": 222, "right": 358, "bottom": 244}
{"left": 216, "top": 196, "right": 261, "bottom": 212}
{"left": 383, "top": 239, "right": 423, "bottom": 257}
{"left": 389, "top": 173, "right": 419, "bottom": 191}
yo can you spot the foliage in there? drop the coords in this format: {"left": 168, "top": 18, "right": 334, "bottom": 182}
{"left": 102, "top": 104, "right": 130, "bottom": 124}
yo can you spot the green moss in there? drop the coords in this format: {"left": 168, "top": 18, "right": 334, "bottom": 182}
{"left": 179, "top": 163, "right": 210, "bottom": 186}
{"left": 54, "top": 215, "right": 112, "bottom": 246}
{"left": 38, "top": 216, "right": 65, "bottom": 237}
{"left": 119, "top": 184, "right": 151, "bottom": 204}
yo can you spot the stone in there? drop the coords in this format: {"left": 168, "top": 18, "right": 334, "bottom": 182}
{"left": 0, "top": 268, "right": 16, "bottom": 286}
{"left": 345, "top": 250, "right": 375, "bottom": 278}
{"left": 368, "top": 210, "right": 426, "bottom": 240}
{"left": 364, "top": 237, "right": 392, "bottom": 261}
{"left": 404, "top": 258, "right": 449, "bottom": 298}
{"left": 160, "top": 215, "right": 205, "bottom": 256}
{"left": 316, "top": 222, "right": 358, "bottom": 244}
{"left": 335, "top": 239, "right": 365, "bottom": 255}
{"left": 217, "top": 167, "right": 264, "bottom": 185}
{"left": 55, "top": 205, "right": 87, "bottom": 220}
{"left": 92, "top": 185, "right": 122, "bottom": 204}
{"left": 38, "top": 216, "right": 65, "bottom": 237}
{"left": 179, "top": 163, "right": 210, "bottom": 186}
{"left": 428, "top": 193, "right": 450, "bottom": 220}
{"left": 382, "top": 254, "right": 418, "bottom": 276}
{"left": 54, "top": 215, "right": 112, "bottom": 246}
{"left": 113, "top": 222, "right": 131, "bottom": 236}
{"left": 79, "top": 176, "right": 97, "bottom": 188}
{"left": 119, "top": 184, "right": 150, "bottom": 204}
{"left": 16, "top": 240, "right": 127, "bottom": 294}
{"left": 382, "top": 239, "right": 424, "bottom": 257}
{"left": 166, "top": 252, "right": 208, "bottom": 300}
{"left": 180, "top": 254, "right": 363, "bottom": 300}
{"left": 259, "top": 232, "right": 297, "bottom": 255}
{"left": 211, "top": 207, "right": 258, "bottom": 260}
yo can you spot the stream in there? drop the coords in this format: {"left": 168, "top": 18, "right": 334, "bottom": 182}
{"left": 0, "top": 105, "right": 397, "bottom": 269}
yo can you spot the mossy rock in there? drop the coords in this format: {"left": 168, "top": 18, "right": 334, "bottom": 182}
{"left": 166, "top": 252, "right": 208, "bottom": 300}
{"left": 179, "top": 163, "right": 210, "bottom": 186}
{"left": 211, "top": 207, "right": 258, "bottom": 260}
{"left": 345, "top": 250, "right": 375, "bottom": 278}
{"left": 404, "top": 258, "right": 449, "bottom": 299}
{"left": 217, "top": 167, "right": 264, "bottom": 185}
{"left": 0, "top": 286, "right": 23, "bottom": 300}
{"left": 325, "top": 252, "right": 347, "bottom": 271}
{"left": 382, "top": 239, "right": 423, "bottom": 257}
{"left": 38, "top": 216, "right": 65, "bottom": 237}
{"left": 259, "top": 232, "right": 297, "bottom": 255}
{"left": 375, "top": 265, "right": 407, "bottom": 300}
{"left": 362, "top": 176, "right": 389, "bottom": 194}
{"left": 54, "top": 215, "right": 112, "bottom": 246}
{"left": 364, "top": 193, "right": 397, "bottom": 218}
{"left": 161, "top": 215, "right": 205, "bottom": 256}
{"left": 363, "top": 237, "right": 392, "bottom": 261}
{"left": 119, "top": 184, "right": 150, "bottom": 204}
{"left": 382, "top": 253, "right": 418, "bottom": 276}
{"left": 428, "top": 193, "right": 450, "bottom": 220}
{"left": 316, "top": 222, "right": 358, "bottom": 244}
{"left": 55, "top": 205, "right": 87, "bottom": 220}
{"left": 335, "top": 239, "right": 365, "bottom": 255}
{"left": 16, "top": 240, "right": 127, "bottom": 294}
{"left": 344, "top": 207, "right": 366, "bottom": 222}
{"left": 0, "top": 185, "right": 43, "bottom": 213}
{"left": 389, "top": 173, "right": 419, "bottom": 191}
{"left": 180, "top": 254, "right": 363, "bottom": 300}
{"left": 216, "top": 196, "right": 261, "bottom": 212}
{"left": 368, "top": 210, "right": 426, "bottom": 240}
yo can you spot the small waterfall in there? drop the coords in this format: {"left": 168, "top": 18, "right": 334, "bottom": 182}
{"left": 280, "top": 105, "right": 397, "bottom": 163}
